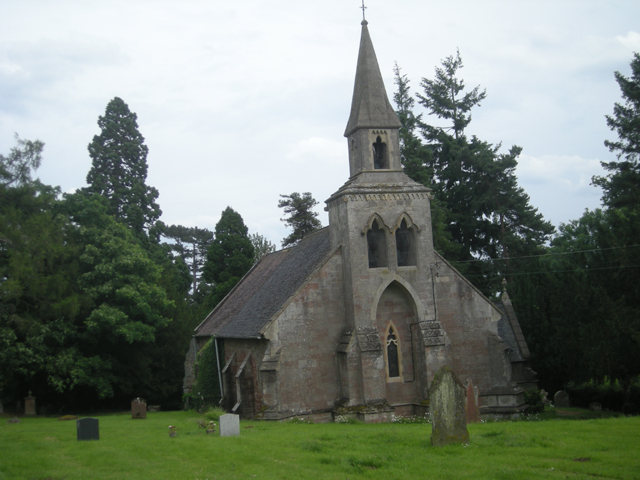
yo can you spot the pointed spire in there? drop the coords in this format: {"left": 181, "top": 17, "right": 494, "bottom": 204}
{"left": 344, "top": 21, "right": 402, "bottom": 137}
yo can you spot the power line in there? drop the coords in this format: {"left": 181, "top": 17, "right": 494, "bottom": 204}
{"left": 449, "top": 244, "right": 640, "bottom": 265}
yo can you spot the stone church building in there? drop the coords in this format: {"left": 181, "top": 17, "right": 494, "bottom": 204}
{"left": 184, "top": 20, "right": 536, "bottom": 422}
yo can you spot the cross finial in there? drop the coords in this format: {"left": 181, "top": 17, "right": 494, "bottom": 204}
{"left": 360, "top": 0, "right": 367, "bottom": 21}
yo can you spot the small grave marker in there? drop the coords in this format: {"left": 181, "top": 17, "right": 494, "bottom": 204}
{"left": 77, "top": 418, "right": 99, "bottom": 441}
{"left": 24, "top": 391, "right": 36, "bottom": 416}
{"left": 554, "top": 390, "right": 570, "bottom": 408}
{"left": 465, "top": 379, "right": 481, "bottom": 423}
{"left": 219, "top": 414, "right": 240, "bottom": 437}
{"left": 131, "top": 397, "right": 147, "bottom": 419}
{"left": 429, "top": 366, "right": 469, "bottom": 446}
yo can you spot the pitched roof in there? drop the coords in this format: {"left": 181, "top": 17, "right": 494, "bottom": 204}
{"left": 344, "top": 20, "right": 402, "bottom": 137}
{"left": 195, "top": 227, "right": 333, "bottom": 339}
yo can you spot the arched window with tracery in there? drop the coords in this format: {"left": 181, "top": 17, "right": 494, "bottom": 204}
{"left": 395, "top": 219, "right": 416, "bottom": 267}
{"left": 367, "top": 219, "right": 388, "bottom": 268}
{"left": 386, "top": 325, "right": 400, "bottom": 378}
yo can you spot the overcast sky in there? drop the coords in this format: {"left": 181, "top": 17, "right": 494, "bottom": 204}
{"left": 1, "top": 1, "right": 639, "bottom": 246}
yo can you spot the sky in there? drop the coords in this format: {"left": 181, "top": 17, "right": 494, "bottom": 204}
{"left": 1, "top": 0, "right": 639, "bottom": 247}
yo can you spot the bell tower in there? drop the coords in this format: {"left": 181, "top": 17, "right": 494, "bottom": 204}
{"left": 326, "top": 20, "right": 437, "bottom": 406}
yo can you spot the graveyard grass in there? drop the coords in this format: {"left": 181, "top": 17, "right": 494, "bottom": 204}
{"left": 1, "top": 410, "right": 638, "bottom": 479}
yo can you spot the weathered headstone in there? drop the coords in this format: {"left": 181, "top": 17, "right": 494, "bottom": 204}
{"left": 589, "top": 402, "right": 602, "bottom": 411}
{"left": 465, "top": 379, "right": 481, "bottom": 424}
{"left": 554, "top": 390, "right": 570, "bottom": 408}
{"left": 77, "top": 417, "right": 99, "bottom": 441}
{"left": 131, "top": 397, "right": 147, "bottom": 419}
{"left": 24, "top": 391, "right": 36, "bottom": 416}
{"left": 429, "top": 366, "right": 469, "bottom": 446}
{"left": 219, "top": 414, "right": 240, "bottom": 437}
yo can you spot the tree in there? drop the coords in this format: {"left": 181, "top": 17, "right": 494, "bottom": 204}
{"left": 278, "top": 192, "right": 322, "bottom": 247}
{"left": 592, "top": 52, "right": 640, "bottom": 210}
{"left": 0, "top": 133, "right": 44, "bottom": 188}
{"left": 85, "top": 97, "right": 161, "bottom": 240}
{"left": 202, "top": 207, "right": 254, "bottom": 306}
{"left": 416, "top": 50, "right": 486, "bottom": 142}
{"left": 163, "top": 224, "right": 214, "bottom": 297}
{"left": 415, "top": 51, "right": 553, "bottom": 293}
{"left": 250, "top": 233, "right": 276, "bottom": 264}
{"left": 393, "top": 64, "right": 458, "bottom": 258}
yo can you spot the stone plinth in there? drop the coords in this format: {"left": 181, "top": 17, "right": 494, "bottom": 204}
{"left": 219, "top": 414, "right": 240, "bottom": 437}
{"left": 429, "top": 366, "right": 469, "bottom": 446}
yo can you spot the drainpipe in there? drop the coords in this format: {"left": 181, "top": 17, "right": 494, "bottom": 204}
{"left": 214, "top": 336, "right": 224, "bottom": 398}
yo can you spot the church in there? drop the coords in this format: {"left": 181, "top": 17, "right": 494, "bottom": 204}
{"left": 184, "top": 20, "right": 536, "bottom": 422}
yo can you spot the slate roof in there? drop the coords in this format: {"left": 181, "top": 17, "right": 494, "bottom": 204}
{"left": 195, "top": 227, "right": 333, "bottom": 339}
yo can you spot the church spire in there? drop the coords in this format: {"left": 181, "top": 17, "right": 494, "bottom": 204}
{"left": 344, "top": 20, "right": 402, "bottom": 137}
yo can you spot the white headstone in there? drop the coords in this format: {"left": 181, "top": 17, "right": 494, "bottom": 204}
{"left": 219, "top": 414, "right": 240, "bottom": 437}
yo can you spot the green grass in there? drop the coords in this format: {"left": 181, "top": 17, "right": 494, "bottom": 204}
{"left": 1, "top": 410, "right": 639, "bottom": 479}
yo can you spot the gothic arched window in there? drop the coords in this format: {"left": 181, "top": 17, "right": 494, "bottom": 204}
{"left": 373, "top": 136, "right": 388, "bottom": 169}
{"left": 367, "top": 219, "right": 387, "bottom": 268}
{"left": 395, "top": 219, "right": 416, "bottom": 267}
{"left": 386, "top": 325, "right": 400, "bottom": 378}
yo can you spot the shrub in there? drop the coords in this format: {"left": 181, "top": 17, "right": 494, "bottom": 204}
{"left": 204, "top": 407, "right": 226, "bottom": 421}
{"left": 524, "top": 389, "right": 544, "bottom": 414}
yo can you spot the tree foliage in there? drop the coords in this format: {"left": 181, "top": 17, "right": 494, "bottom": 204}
{"left": 163, "top": 224, "right": 214, "bottom": 298}
{"left": 403, "top": 52, "right": 554, "bottom": 293}
{"left": 203, "top": 207, "right": 254, "bottom": 306}
{"left": 278, "top": 192, "right": 322, "bottom": 247}
{"left": 593, "top": 52, "right": 640, "bottom": 210}
{"left": 250, "top": 233, "right": 276, "bottom": 264}
{"left": 85, "top": 97, "right": 161, "bottom": 240}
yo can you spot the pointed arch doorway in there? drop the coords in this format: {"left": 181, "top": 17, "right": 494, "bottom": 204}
{"left": 375, "top": 281, "right": 420, "bottom": 406}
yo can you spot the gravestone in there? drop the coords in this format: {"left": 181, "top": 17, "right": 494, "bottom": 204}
{"left": 554, "top": 390, "right": 570, "bottom": 408}
{"left": 589, "top": 402, "right": 602, "bottom": 411}
{"left": 77, "top": 417, "right": 99, "bottom": 441}
{"left": 131, "top": 397, "right": 147, "bottom": 419}
{"left": 219, "top": 414, "right": 240, "bottom": 437}
{"left": 24, "top": 391, "right": 36, "bottom": 416}
{"left": 465, "top": 379, "right": 481, "bottom": 423}
{"left": 428, "top": 366, "right": 469, "bottom": 446}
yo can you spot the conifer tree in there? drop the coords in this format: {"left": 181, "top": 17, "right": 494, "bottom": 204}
{"left": 202, "top": 207, "right": 254, "bottom": 306}
{"left": 85, "top": 97, "right": 161, "bottom": 239}
{"left": 278, "top": 192, "right": 322, "bottom": 247}
{"left": 593, "top": 52, "right": 640, "bottom": 210}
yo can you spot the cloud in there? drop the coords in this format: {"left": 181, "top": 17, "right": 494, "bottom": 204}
{"left": 616, "top": 31, "right": 640, "bottom": 51}
{"left": 516, "top": 154, "right": 606, "bottom": 227}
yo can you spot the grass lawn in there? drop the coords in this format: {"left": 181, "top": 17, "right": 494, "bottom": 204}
{"left": 1, "top": 409, "right": 639, "bottom": 480}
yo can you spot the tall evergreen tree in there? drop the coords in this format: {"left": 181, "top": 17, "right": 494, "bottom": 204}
{"left": 592, "top": 52, "right": 640, "bottom": 210}
{"left": 85, "top": 97, "right": 161, "bottom": 240}
{"left": 415, "top": 51, "right": 553, "bottom": 292}
{"left": 393, "top": 64, "right": 458, "bottom": 258}
{"left": 278, "top": 192, "right": 322, "bottom": 247}
{"left": 202, "top": 207, "right": 254, "bottom": 306}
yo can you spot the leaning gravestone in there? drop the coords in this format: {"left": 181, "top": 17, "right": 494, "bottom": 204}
{"left": 219, "top": 414, "right": 240, "bottom": 437}
{"left": 77, "top": 417, "right": 99, "bottom": 441}
{"left": 554, "top": 390, "right": 570, "bottom": 408}
{"left": 429, "top": 366, "right": 469, "bottom": 446}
